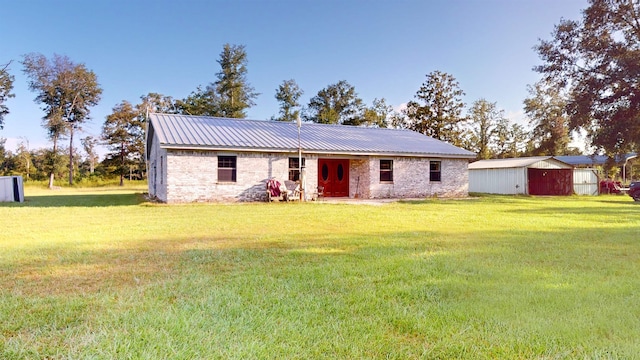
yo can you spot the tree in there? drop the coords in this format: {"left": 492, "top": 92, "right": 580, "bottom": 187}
{"left": 81, "top": 136, "right": 99, "bottom": 174}
{"left": 0, "top": 138, "right": 12, "bottom": 175}
{"left": 405, "top": 71, "right": 467, "bottom": 146}
{"left": 389, "top": 110, "right": 410, "bottom": 129}
{"left": 14, "top": 139, "right": 33, "bottom": 179}
{"left": 0, "top": 61, "right": 15, "bottom": 129}
{"left": 176, "top": 86, "right": 220, "bottom": 116}
{"left": 22, "top": 53, "right": 102, "bottom": 187}
{"left": 102, "top": 101, "right": 145, "bottom": 186}
{"left": 467, "top": 99, "right": 506, "bottom": 159}
{"left": 140, "top": 92, "right": 178, "bottom": 114}
{"left": 215, "top": 44, "right": 259, "bottom": 118}
{"left": 125, "top": 92, "right": 177, "bottom": 179}
{"left": 493, "top": 119, "right": 529, "bottom": 158}
{"left": 273, "top": 79, "right": 303, "bottom": 122}
{"left": 30, "top": 146, "right": 68, "bottom": 183}
{"left": 362, "top": 98, "right": 393, "bottom": 128}
{"left": 523, "top": 80, "right": 571, "bottom": 155}
{"left": 535, "top": 0, "right": 640, "bottom": 156}
{"left": 176, "top": 44, "right": 258, "bottom": 118}
{"left": 305, "top": 80, "right": 364, "bottom": 125}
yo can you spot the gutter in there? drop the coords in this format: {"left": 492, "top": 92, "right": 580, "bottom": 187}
{"left": 158, "top": 143, "right": 476, "bottom": 159}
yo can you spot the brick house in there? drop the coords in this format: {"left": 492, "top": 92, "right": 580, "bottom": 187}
{"left": 146, "top": 113, "right": 476, "bottom": 202}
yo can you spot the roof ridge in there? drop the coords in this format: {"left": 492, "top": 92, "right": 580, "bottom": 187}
{"left": 150, "top": 112, "right": 413, "bottom": 132}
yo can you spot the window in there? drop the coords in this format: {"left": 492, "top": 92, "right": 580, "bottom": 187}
{"left": 380, "top": 159, "right": 393, "bottom": 182}
{"left": 218, "top": 156, "right": 237, "bottom": 182}
{"left": 430, "top": 161, "right": 441, "bottom": 182}
{"left": 288, "top": 157, "right": 306, "bottom": 181}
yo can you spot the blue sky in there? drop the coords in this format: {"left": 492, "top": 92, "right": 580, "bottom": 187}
{"left": 1, "top": 0, "right": 586, "bottom": 156}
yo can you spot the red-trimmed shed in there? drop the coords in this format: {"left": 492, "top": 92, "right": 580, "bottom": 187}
{"left": 468, "top": 157, "right": 574, "bottom": 195}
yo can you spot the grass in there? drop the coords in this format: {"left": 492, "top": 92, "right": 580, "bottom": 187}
{"left": 1, "top": 187, "right": 640, "bottom": 359}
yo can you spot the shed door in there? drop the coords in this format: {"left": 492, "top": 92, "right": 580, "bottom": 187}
{"left": 528, "top": 168, "right": 573, "bottom": 195}
{"left": 12, "top": 177, "right": 20, "bottom": 202}
{"left": 318, "top": 159, "right": 349, "bottom": 197}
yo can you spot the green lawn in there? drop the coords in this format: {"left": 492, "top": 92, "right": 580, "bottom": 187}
{"left": 1, "top": 186, "right": 639, "bottom": 359}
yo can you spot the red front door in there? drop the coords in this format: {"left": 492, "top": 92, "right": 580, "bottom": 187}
{"left": 318, "top": 159, "right": 349, "bottom": 197}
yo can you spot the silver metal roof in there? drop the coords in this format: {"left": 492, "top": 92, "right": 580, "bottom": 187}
{"left": 148, "top": 113, "right": 476, "bottom": 158}
{"left": 556, "top": 153, "right": 637, "bottom": 166}
{"left": 468, "top": 156, "right": 573, "bottom": 169}
{"left": 555, "top": 155, "right": 609, "bottom": 166}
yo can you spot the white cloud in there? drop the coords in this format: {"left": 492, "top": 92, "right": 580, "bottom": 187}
{"left": 394, "top": 102, "right": 408, "bottom": 113}
{"left": 506, "top": 110, "right": 528, "bottom": 126}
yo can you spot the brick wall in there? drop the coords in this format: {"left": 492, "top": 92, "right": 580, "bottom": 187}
{"left": 350, "top": 159, "right": 370, "bottom": 198}
{"left": 150, "top": 143, "right": 469, "bottom": 202}
{"left": 363, "top": 157, "right": 469, "bottom": 199}
{"left": 429, "top": 158, "right": 470, "bottom": 197}
{"left": 161, "top": 151, "right": 319, "bottom": 203}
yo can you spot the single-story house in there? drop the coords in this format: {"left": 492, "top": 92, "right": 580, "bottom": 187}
{"left": 145, "top": 113, "right": 476, "bottom": 202}
{"left": 468, "top": 156, "right": 574, "bottom": 195}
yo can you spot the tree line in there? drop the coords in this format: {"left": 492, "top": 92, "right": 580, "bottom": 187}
{"left": 1, "top": 0, "right": 638, "bottom": 186}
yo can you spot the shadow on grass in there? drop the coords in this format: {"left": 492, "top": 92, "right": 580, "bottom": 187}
{"left": 17, "top": 192, "right": 147, "bottom": 207}
{"left": 592, "top": 199, "right": 640, "bottom": 205}
{"left": 3, "top": 226, "right": 639, "bottom": 360}
{"left": 3, "top": 222, "right": 640, "bottom": 297}
{"left": 504, "top": 203, "right": 640, "bottom": 218}
{"left": 3, "top": 197, "right": 640, "bottom": 359}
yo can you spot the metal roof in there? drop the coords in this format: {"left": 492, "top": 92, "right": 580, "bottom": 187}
{"left": 555, "top": 155, "right": 609, "bottom": 166}
{"left": 556, "top": 154, "right": 637, "bottom": 166}
{"left": 148, "top": 113, "right": 476, "bottom": 158}
{"left": 468, "top": 156, "right": 573, "bottom": 169}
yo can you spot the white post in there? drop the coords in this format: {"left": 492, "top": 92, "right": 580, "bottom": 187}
{"left": 297, "top": 115, "right": 303, "bottom": 201}
{"left": 301, "top": 166, "right": 307, "bottom": 201}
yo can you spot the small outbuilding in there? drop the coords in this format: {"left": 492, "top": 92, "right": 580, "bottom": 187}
{"left": 468, "top": 156, "right": 574, "bottom": 195}
{"left": 570, "top": 168, "right": 600, "bottom": 195}
{"left": 556, "top": 153, "right": 637, "bottom": 184}
{"left": 0, "top": 176, "right": 24, "bottom": 202}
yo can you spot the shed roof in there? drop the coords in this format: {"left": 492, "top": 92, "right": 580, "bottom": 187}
{"left": 468, "top": 156, "right": 573, "bottom": 169}
{"left": 554, "top": 155, "right": 609, "bottom": 166}
{"left": 556, "top": 153, "right": 637, "bottom": 166}
{"left": 147, "top": 113, "right": 476, "bottom": 158}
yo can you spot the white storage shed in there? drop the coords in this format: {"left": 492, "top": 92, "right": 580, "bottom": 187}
{"left": 468, "top": 157, "right": 574, "bottom": 195}
{"left": 572, "top": 168, "right": 599, "bottom": 195}
{"left": 0, "top": 176, "right": 24, "bottom": 202}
